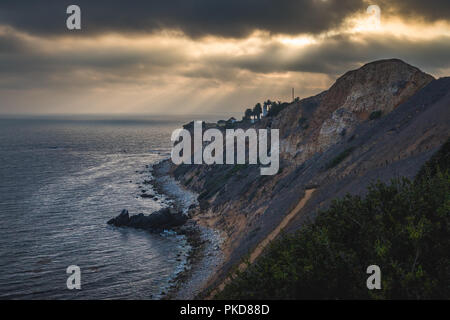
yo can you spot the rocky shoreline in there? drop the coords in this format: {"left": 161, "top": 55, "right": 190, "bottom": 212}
{"left": 152, "top": 159, "right": 223, "bottom": 300}
{"left": 107, "top": 158, "right": 223, "bottom": 299}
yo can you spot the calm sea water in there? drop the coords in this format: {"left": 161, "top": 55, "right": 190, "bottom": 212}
{"left": 0, "top": 115, "right": 217, "bottom": 299}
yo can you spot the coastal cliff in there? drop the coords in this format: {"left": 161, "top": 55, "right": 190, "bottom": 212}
{"left": 164, "top": 59, "right": 450, "bottom": 298}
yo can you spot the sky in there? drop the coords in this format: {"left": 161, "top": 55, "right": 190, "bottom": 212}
{"left": 0, "top": 0, "right": 449, "bottom": 115}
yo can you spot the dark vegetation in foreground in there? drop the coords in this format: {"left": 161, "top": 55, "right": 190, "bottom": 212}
{"left": 217, "top": 139, "right": 450, "bottom": 299}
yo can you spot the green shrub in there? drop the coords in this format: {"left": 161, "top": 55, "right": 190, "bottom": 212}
{"left": 369, "top": 110, "right": 383, "bottom": 120}
{"left": 416, "top": 138, "right": 450, "bottom": 182}
{"left": 267, "top": 102, "right": 289, "bottom": 117}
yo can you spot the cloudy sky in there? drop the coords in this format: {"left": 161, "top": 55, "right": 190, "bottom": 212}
{"left": 0, "top": 0, "right": 449, "bottom": 115}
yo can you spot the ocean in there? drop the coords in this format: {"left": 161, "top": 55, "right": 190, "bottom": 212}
{"left": 0, "top": 115, "right": 217, "bottom": 299}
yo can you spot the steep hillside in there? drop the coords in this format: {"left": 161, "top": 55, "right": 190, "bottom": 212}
{"left": 162, "top": 59, "right": 449, "bottom": 297}
{"left": 217, "top": 139, "right": 450, "bottom": 299}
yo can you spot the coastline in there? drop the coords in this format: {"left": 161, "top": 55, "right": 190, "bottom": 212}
{"left": 152, "top": 159, "right": 223, "bottom": 300}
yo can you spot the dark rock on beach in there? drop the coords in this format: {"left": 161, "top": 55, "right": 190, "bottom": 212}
{"left": 140, "top": 193, "right": 154, "bottom": 198}
{"left": 107, "top": 207, "right": 188, "bottom": 232}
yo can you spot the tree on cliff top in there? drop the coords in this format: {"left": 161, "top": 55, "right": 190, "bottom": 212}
{"left": 244, "top": 108, "right": 253, "bottom": 121}
{"left": 253, "top": 103, "right": 262, "bottom": 120}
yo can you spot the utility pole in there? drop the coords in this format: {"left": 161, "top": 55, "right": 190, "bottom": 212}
{"left": 292, "top": 88, "right": 294, "bottom": 102}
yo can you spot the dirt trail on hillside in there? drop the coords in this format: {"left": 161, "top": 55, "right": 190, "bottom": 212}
{"left": 208, "top": 188, "right": 316, "bottom": 298}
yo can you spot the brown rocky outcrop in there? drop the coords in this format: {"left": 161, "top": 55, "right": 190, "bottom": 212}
{"left": 277, "top": 59, "right": 434, "bottom": 163}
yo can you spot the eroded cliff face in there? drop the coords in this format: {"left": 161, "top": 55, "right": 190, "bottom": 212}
{"left": 165, "top": 59, "right": 448, "bottom": 296}
{"left": 277, "top": 59, "right": 434, "bottom": 163}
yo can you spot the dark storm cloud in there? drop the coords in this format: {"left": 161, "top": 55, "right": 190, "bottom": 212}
{"left": 0, "top": 29, "right": 30, "bottom": 53}
{"left": 0, "top": 30, "right": 187, "bottom": 90}
{"left": 1, "top": 1, "right": 449, "bottom": 38}
{"left": 378, "top": 0, "right": 450, "bottom": 22}
{"left": 0, "top": 0, "right": 366, "bottom": 37}
{"left": 1, "top": 27, "right": 450, "bottom": 92}
{"left": 1, "top": 0, "right": 449, "bottom": 114}
{"left": 192, "top": 34, "right": 450, "bottom": 78}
